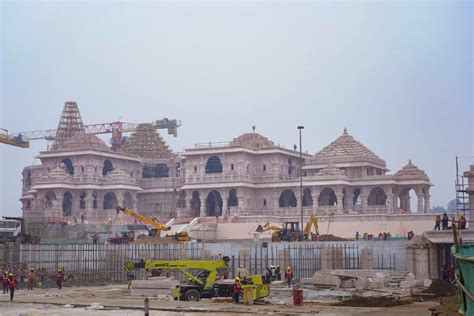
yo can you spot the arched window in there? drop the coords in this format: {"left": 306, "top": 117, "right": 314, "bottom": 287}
{"left": 81, "top": 165, "right": 85, "bottom": 173}
{"left": 368, "top": 187, "right": 387, "bottom": 206}
{"left": 353, "top": 188, "right": 361, "bottom": 206}
{"left": 103, "top": 192, "right": 117, "bottom": 209}
{"left": 263, "top": 164, "right": 266, "bottom": 171}
{"left": 79, "top": 192, "right": 87, "bottom": 209}
{"left": 190, "top": 191, "right": 201, "bottom": 217}
{"left": 230, "top": 164, "right": 234, "bottom": 171}
{"left": 62, "top": 192, "right": 73, "bottom": 216}
{"left": 279, "top": 189, "right": 297, "bottom": 207}
{"left": 205, "top": 156, "right": 223, "bottom": 173}
{"left": 398, "top": 187, "right": 418, "bottom": 213}
{"left": 177, "top": 191, "right": 186, "bottom": 208}
{"left": 124, "top": 192, "right": 133, "bottom": 209}
{"left": 263, "top": 199, "right": 267, "bottom": 207}
{"left": 318, "top": 188, "right": 337, "bottom": 206}
{"left": 206, "top": 191, "right": 223, "bottom": 216}
{"left": 92, "top": 192, "right": 98, "bottom": 209}
{"left": 228, "top": 189, "right": 238, "bottom": 207}
{"left": 25, "top": 171, "right": 32, "bottom": 186}
{"left": 303, "top": 188, "right": 313, "bottom": 207}
{"left": 61, "top": 158, "right": 74, "bottom": 175}
{"left": 45, "top": 191, "right": 56, "bottom": 208}
{"left": 155, "top": 164, "right": 169, "bottom": 178}
{"left": 25, "top": 200, "right": 31, "bottom": 209}
{"left": 102, "top": 160, "right": 113, "bottom": 176}
{"left": 288, "top": 158, "right": 293, "bottom": 176}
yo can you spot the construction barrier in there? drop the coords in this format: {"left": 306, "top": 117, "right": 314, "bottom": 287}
{"left": 453, "top": 244, "right": 474, "bottom": 315}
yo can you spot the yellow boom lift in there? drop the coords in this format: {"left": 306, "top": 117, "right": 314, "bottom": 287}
{"left": 125, "top": 256, "right": 269, "bottom": 301}
{"left": 115, "top": 206, "right": 190, "bottom": 242}
{"left": 0, "top": 129, "right": 29, "bottom": 148}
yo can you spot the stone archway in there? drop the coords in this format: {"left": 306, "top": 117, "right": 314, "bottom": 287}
{"left": 206, "top": 191, "right": 223, "bottom": 216}
{"left": 228, "top": 189, "right": 238, "bottom": 207}
{"left": 398, "top": 187, "right": 419, "bottom": 213}
{"left": 103, "top": 192, "right": 118, "bottom": 209}
{"left": 318, "top": 188, "right": 337, "bottom": 206}
{"left": 368, "top": 187, "right": 387, "bottom": 206}
{"left": 124, "top": 192, "right": 133, "bottom": 209}
{"left": 205, "top": 156, "right": 223, "bottom": 173}
{"left": 303, "top": 188, "right": 313, "bottom": 207}
{"left": 62, "top": 192, "right": 73, "bottom": 216}
{"left": 45, "top": 191, "right": 56, "bottom": 208}
{"left": 190, "top": 191, "right": 201, "bottom": 217}
{"left": 279, "top": 189, "right": 297, "bottom": 207}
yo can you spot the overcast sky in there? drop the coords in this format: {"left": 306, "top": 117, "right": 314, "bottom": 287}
{"left": 1, "top": 1, "right": 472, "bottom": 216}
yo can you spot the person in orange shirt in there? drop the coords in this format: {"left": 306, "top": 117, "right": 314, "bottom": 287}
{"left": 8, "top": 273, "right": 16, "bottom": 301}
{"left": 28, "top": 268, "right": 36, "bottom": 290}
{"left": 285, "top": 266, "right": 293, "bottom": 288}
{"left": 2, "top": 271, "right": 9, "bottom": 294}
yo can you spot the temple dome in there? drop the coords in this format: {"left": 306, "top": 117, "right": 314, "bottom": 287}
{"left": 394, "top": 160, "right": 430, "bottom": 181}
{"left": 55, "top": 133, "right": 112, "bottom": 152}
{"left": 121, "top": 123, "right": 173, "bottom": 159}
{"left": 312, "top": 128, "right": 386, "bottom": 166}
{"left": 229, "top": 133, "right": 275, "bottom": 149}
{"left": 316, "top": 162, "right": 346, "bottom": 177}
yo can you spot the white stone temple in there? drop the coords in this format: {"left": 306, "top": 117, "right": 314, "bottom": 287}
{"left": 20, "top": 104, "right": 432, "bottom": 230}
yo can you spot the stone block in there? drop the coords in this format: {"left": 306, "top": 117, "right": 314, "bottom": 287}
{"left": 374, "top": 272, "right": 385, "bottom": 282}
{"left": 355, "top": 278, "right": 368, "bottom": 290}
{"left": 301, "top": 275, "right": 341, "bottom": 288}
{"left": 399, "top": 280, "right": 417, "bottom": 289}
{"left": 404, "top": 272, "right": 415, "bottom": 281}
{"left": 340, "top": 279, "right": 355, "bottom": 288}
{"left": 368, "top": 280, "right": 384, "bottom": 289}
{"left": 424, "top": 279, "right": 432, "bottom": 287}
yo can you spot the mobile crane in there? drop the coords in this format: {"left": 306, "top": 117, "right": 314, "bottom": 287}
{"left": 115, "top": 206, "right": 191, "bottom": 242}
{"left": 125, "top": 256, "right": 269, "bottom": 301}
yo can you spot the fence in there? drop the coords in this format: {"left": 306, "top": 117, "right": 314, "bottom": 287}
{"left": 0, "top": 241, "right": 400, "bottom": 288}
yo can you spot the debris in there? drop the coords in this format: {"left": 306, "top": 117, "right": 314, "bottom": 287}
{"left": 85, "top": 303, "right": 104, "bottom": 310}
{"left": 317, "top": 234, "right": 347, "bottom": 241}
{"left": 333, "top": 296, "right": 411, "bottom": 307}
{"left": 404, "top": 272, "right": 415, "bottom": 281}
{"left": 422, "top": 279, "right": 458, "bottom": 299}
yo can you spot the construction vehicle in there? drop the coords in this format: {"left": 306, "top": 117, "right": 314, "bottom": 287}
{"left": 1, "top": 217, "right": 40, "bottom": 244}
{"left": 115, "top": 206, "right": 191, "bottom": 242}
{"left": 303, "top": 214, "right": 319, "bottom": 240}
{"left": 107, "top": 231, "right": 134, "bottom": 244}
{"left": 256, "top": 221, "right": 303, "bottom": 242}
{"left": 124, "top": 256, "right": 270, "bottom": 301}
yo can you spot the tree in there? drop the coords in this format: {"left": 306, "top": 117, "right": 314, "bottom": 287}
{"left": 447, "top": 199, "right": 457, "bottom": 212}
{"left": 431, "top": 206, "right": 446, "bottom": 213}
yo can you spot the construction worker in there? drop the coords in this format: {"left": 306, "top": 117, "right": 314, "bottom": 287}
{"left": 434, "top": 214, "right": 441, "bottom": 231}
{"left": 28, "top": 268, "right": 36, "bottom": 290}
{"left": 8, "top": 273, "right": 16, "bottom": 301}
{"left": 56, "top": 269, "right": 64, "bottom": 289}
{"left": 270, "top": 265, "right": 276, "bottom": 282}
{"left": 2, "top": 271, "right": 9, "bottom": 294}
{"left": 459, "top": 215, "right": 467, "bottom": 230}
{"left": 442, "top": 213, "right": 449, "bottom": 230}
{"left": 233, "top": 277, "right": 241, "bottom": 304}
{"left": 275, "top": 265, "right": 281, "bottom": 281}
{"left": 285, "top": 266, "right": 293, "bottom": 288}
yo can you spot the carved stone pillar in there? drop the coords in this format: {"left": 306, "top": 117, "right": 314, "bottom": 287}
{"left": 336, "top": 187, "right": 344, "bottom": 214}
{"left": 417, "top": 193, "right": 424, "bottom": 213}
{"left": 199, "top": 190, "right": 206, "bottom": 217}
{"left": 222, "top": 190, "right": 228, "bottom": 216}
{"left": 360, "top": 187, "right": 369, "bottom": 214}
{"left": 424, "top": 188, "right": 431, "bottom": 214}
{"left": 386, "top": 194, "right": 394, "bottom": 214}
{"left": 345, "top": 187, "right": 354, "bottom": 211}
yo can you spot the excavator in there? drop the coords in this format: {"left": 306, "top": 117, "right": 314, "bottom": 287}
{"left": 115, "top": 206, "right": 191, "bottom": 243}
{"left": 124, "top": 256, "right": 269, "bottom": 301}
{"left": 256, "top": 214, "right": 319, "bottom": 242}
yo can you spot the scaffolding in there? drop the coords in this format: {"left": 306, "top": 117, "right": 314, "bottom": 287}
{"left": 51, "top": 101, "right": 85, "bottom": 150}
{"left": 455, "top": 156, "right": 470, "bottom": 216}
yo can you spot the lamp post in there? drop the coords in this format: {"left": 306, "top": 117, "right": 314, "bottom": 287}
{"left": 297, "top": 126, "right": 304, "bottom": 240}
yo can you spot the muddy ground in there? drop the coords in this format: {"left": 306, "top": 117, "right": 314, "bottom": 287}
{"left": 0, "top": 284, "right": 441, "bottom": 315}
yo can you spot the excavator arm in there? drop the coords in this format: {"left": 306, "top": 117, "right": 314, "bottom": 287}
{"left": 116, "top": 206, "right": 170, "bottom": 236}
{"left": 256, "top": 222, "right": 282, "bottom": 233}
{"left": 304, "top": 214, "right": 319, "bottom": 240}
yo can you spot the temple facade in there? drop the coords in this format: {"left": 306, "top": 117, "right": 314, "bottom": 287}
{"left": 20, "top": 105, "right": 432, "bottom": 225}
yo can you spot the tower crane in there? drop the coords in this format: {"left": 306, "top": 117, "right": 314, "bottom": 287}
{"left": 1, "top": 118, "right": 181, "bottom": 149}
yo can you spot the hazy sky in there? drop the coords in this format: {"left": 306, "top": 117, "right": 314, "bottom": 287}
{"left": 1, "top": 1, "right": 473, "bottom": 216}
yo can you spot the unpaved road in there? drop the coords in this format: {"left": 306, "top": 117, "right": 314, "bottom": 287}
{"left": 0, "top": 285, "right": 439, "bottom": 315}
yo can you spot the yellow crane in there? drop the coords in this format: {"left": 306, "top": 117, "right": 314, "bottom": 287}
{"left": 115, "top": 206, "right": 190, "bottom": 242}
{"left": 0, "top": 129, "right": 29, "bottom": 148}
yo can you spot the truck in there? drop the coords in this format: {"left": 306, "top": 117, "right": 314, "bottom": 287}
{"left": 1, "top": 216, "right": 40, "bottom": 244}
{"left": 125, "top": 256, "right": 269, "bottom": 301}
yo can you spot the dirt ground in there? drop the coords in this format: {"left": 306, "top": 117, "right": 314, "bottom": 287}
{"left": 0, "top": 284, "right": 441, "bottom": 316}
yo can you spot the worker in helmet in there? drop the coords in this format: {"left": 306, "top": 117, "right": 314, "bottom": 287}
{"left": 28, "top": 268, "right": 36, "bottom": 290}
{"left": 2, "top": 271, "right": 9, "bottom": 294}
{"left": 56, "top": 269, "right": 64, "bottom": 290}
{"left": 233, "top": 277, "right": 241, "bottom": 304}
{"left": 285, "top": 266, "right": 293, "bottom": 288}
{"left": 7, "top": 273, "right": 16, "bottom": 301}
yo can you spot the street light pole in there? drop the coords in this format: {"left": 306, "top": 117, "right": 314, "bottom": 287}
{"left": 297, "top": 126, "right": 304, "bottom": 240}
